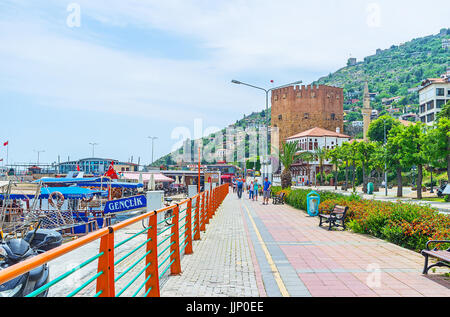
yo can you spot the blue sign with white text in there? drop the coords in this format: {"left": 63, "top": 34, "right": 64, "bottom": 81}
{"left": 104, "top": 195, "right": 147, "bottom": 214}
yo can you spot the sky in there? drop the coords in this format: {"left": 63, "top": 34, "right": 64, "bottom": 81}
{"left": 0, "top": 0, "right": 449, "bottom": 166}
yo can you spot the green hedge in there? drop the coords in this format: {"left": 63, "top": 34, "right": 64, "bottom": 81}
{"left": 271, "top": 186, "right": 449, "bottom": 252}
{"left": 271, "top": 186, "right": 361, "bottom": 211}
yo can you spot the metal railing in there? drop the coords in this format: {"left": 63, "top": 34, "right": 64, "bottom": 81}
{"left": 0, "top": 184, "right": 229, "bottom": 297}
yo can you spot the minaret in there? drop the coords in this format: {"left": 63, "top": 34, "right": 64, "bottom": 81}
{"left": 362, "top": 82, "right": 372, "bottom": 141}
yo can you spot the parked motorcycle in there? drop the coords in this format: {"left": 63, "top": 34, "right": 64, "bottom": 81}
{"left": 0, "top": 221, "right": 62, "bottom": 297}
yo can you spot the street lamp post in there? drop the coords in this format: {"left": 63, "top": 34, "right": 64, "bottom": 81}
{"left": 89, "top": 142, "right": 99, "bottom": 157}
{"left": 231, "top": 79, "right": 302, "bottom": 181}
{"left": 383, "top": 120, "right": 388, "bottom": 197}
{"left": 34, "top": 149, "right": 45, "bottom": 166}
{"left": 148, "top": 136, "right": 158, "bottom": 166}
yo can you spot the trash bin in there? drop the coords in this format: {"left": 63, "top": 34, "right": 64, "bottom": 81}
{"left": 307, "top": 191, "right": 320, "bottom": 217}
{"left": 367, "top": 182, "right": 374, "bottom": 195}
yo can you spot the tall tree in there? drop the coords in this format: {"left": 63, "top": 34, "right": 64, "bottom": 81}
{"left": 368, "top": 115, "right": 401, "bottom": 143}
{"left": 355, "top": 141, "right": 376, "bottom": 193}
{"left": 386, "top": 124, "right": 406, "bottom": 197}
{"left": 397, "top": 123, "right": 427, "bottom": 199}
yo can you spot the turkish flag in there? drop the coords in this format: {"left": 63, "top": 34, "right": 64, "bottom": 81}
{"left": 3, "top": 141, "right": 8, "bottom": 146}
{"left": 104, "top": 161, "right": 118, "bottom": 180}
{"left": 76, "top": 164, "right": 81, "bottom": 171}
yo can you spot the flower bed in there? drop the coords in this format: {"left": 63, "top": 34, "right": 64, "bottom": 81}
{"left": 271, "top": 187, "right": 450, "bottom": 252}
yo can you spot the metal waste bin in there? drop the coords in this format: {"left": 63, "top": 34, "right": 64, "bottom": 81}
{"left": 307, "top": 191, "right": 320, "bottom": 217}
{"left": 367, "top": 182, "right": 374, "bottom": 195}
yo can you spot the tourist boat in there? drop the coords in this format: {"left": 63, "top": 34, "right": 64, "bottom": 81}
{"left": 1, "top": 174, "right": 145, "bottom": 237}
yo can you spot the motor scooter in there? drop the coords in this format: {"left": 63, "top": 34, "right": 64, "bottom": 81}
{"left": 0, "top": 221, "right": 62, "bottom": 297}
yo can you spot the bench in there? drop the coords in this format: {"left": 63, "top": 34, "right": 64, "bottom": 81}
{"left": 272, "top": 192, "right": 286, "bottom": 205}
{"left": 421, "top": 240, "right": 450, "bottom": 274}
{"left": 319, "top": 205, "right": 349, "bottom": 231}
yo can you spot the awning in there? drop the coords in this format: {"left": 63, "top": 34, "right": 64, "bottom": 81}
{"left": 121, "top": 172, "right": 175, "bottom": 183}
{"left": 0, "top": 187, "right": 107, "bottom": 200}
{"left": 79, "top": 182, "right": 143, "bottom": 189}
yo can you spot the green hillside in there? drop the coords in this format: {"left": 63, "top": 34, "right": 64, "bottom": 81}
{"left": 315, "top": 29, "right": 449, "bottom": 117}
{"left": 153, "top": 29, "right": 450, "bottom": 168}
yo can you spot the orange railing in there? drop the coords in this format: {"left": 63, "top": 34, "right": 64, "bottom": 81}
{"left": 0, "top": 184, "right": 229, "bottom": 297}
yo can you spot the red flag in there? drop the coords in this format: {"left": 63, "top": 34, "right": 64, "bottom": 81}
{"left": 3, "top": 141, "right": 8, "bottom": 146}
{"left": 76, "top": 164, "right": 80, "bottom": 171}
{"left": 104, "top": 161, "right": 118, "bottom": 180}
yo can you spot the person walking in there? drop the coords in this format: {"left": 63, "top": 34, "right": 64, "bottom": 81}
{"left": 236, "top": 178, "right": 243, "bottom": 199}
{"left": 262, "top": 177, "right": 272, "bottom": 205}
{"left": 248, "top": 181, "right": 254, "bottom": 200}
{"left": 253, "top": 179, "right": 259, "bottom": 201}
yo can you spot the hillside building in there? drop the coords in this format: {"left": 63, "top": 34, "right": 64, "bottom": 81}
{"left": 418, "top": 74, "right": 450, "bottom": 125}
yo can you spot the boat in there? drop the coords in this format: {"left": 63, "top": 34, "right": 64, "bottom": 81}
{"left": 1, "top": 173, "right": 146, "bottom": 238}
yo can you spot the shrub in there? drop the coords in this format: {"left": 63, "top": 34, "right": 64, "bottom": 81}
{"left": 272, "top": 186, "right": 450, "bottom": 252}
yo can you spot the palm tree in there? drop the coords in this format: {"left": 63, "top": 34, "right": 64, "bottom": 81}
{"left": 326, "top": 147, "right": 340, "bottom": 190}
{"left": 279, "top": 141, "right": 301, "bottom": 189}
{"left": 339, "top": 142, "right": 352, "bottom": 191}
{"left": 314, "top": 147, "right": 328, "bottom": 186}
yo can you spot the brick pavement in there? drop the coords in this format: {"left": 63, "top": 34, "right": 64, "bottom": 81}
{"left": 161, "top": 192, "right": 450, "bottom": 297}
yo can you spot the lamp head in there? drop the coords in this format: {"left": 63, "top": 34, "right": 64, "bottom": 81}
{"left": 231, "top": 80, "right": 242, "bottom": 84}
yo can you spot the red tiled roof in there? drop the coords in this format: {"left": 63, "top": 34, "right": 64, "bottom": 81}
{"left": 287, "top": 127, "right": 351, "bottom": 140}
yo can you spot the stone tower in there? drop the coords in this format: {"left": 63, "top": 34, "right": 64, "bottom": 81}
{"left": 271, "top": 84, "right": 344, "bottom": 146}
{"left": 362, "top": 82, "right": 372, "bottom": 141}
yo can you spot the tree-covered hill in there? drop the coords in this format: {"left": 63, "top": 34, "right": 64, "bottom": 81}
{"left": 314, "top": 28, "right": 449, "bottom": 116}
{"left": 152, "top": 29, "right": 450, "bottom": 167}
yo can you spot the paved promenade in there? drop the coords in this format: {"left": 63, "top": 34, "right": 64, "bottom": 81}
{"left": 162, "top": 192, "right": 450, "bottom": 297}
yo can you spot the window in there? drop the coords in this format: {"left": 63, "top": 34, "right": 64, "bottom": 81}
{"left": 420, "top": 116, "right": 426, "bottom": 123}
{"left": 436, "top": 88, "right": 445, "bottom": 96}
{"left": 427, "top": 101, "right": 434, "bottom": 111}
{"left": 427, "top": 113, "right": 435, "bottom": 123}
{"left": 420, "top": 104, "right": 426, "bottom": 113}
{"left": 331, "top": 113, "right": 336, "bottom": 120}
{"left": 304, "top": 113, "right": 309, "bottom": 119}
{"left": 437, "top": 99, "right": 446, "bottom": 108}
{"left": 278, "top": 114, "right": 282, "bottom": 120}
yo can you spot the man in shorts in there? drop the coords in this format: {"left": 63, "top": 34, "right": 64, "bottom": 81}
{"left": 262, "top": 177, "right": 271, "bottom": 205}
